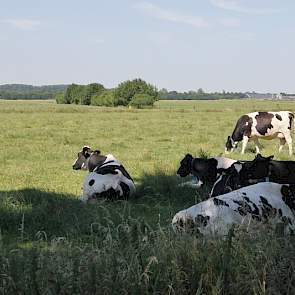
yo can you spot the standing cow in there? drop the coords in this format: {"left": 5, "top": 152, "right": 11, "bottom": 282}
{"left": 225, "top": 111, "right": 294, "bottom": 156}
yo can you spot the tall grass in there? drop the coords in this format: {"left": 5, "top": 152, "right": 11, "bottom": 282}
{"left": 1, "top": 99, "right": 295, "bottom": 294}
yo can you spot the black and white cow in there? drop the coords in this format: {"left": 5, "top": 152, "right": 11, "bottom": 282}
{"left": 210, "top": 154, "right": 295, "bottom": 197}
{"left": 172, "top": 182, "right": 295, "bottom": 236}
{"left": 73, "top": 146, "right": 135, "bottom": 202}
{"left": 177, "top": 154, "right": 237, "bottom": 187}
{"left": 225, "top": 111, "right": 294, "bottom": 156}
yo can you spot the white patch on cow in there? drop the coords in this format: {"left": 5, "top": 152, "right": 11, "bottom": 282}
{"left": 215, "top": 157, "right": 236, "bottom": 170}
{"left": 232, "top": 163, "right": 242, "bottom": 173}
{"left": 172, "top": 182, "right": 295, "bottom": 236}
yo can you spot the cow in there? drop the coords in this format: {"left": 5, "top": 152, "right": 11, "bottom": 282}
{"left": 172, "top": 182, "right": 295, "bottom": 236}
{"left": 225, "top": 111, "right": 294, "bottom": 156}
{"left": 177, "top": 153, "right": 237, "bottom": 187}
{"left": 73, "top": 146, "right": 135, "bottom": 201}
{"left": 210, "top": 154, "right": 295, "bottom": 197}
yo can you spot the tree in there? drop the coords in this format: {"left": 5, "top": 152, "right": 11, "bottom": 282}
{"left": 81, "top": 83, "right": 105, "bottom": 105}
{"left": 114, "top": 78, "right": 158, "bottom": 106}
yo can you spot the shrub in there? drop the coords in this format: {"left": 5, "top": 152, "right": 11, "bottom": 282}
{"left": 114, "top": 78, "right": 158, "bottom": 106}
{"left": 91, "top": 90, "right": 115, "bottom": 107}
{"left": 54, "top": 92, "right": 66, "bottom": 104}
{"left": 129, "top": 93, "right": 156, "bottom": 108}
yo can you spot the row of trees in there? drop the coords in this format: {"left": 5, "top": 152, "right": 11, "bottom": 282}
{"left": 56, "top": 79, "right": 159, "bottom": 108}
{"left": 0, "top": 84, "right": 67, "bottom": 100}
{"left": 158, "top": 88, "right": 247, "bottom": 100}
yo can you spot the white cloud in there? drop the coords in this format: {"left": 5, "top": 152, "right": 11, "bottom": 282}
{"left": 210, "top": 0, "right": 282, "bottom": 15}
{"left": 2, "top": 18, "right": 41, "bottom": 30}
{"left": 135, "top": 2, "right": 209, "bottom": 28}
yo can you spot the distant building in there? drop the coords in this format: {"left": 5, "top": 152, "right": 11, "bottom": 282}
{"left": 245, "top": 92, "right": 274, "bottom": 99}
{"left": 275, "top": 93, "right": 295, "bottom": 100}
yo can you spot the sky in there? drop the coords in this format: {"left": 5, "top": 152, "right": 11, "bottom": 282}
{"left": 1, "top": 0, "right": 295, "bottom": 93}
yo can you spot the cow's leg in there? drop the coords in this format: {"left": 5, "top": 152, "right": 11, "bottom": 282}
{"left": 253, "top": 138, "right": 261, "bottom": 154}
{"left": 241, "top": 136, "right": 249, "bottom": 154}
{"left": 284, "top": 133, "right": 293, "bottom": 156}
{"left": 279, "top": 138, "right": 286, "bottom": 153}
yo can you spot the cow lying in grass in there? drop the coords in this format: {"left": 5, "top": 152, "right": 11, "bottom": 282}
{"left": 176, "top": 153, "right": 237, "bottom": 188}
{"left": 172, "top": 182, "right": 295, "bottom": 236}
{"left": 73, "top": 146, "right": 135, "bottom": 201}
{"left": 210, "top": 154, "right": 295, "bottom": 197}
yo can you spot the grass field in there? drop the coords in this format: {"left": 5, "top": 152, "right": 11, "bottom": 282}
{"left": 1, "top": 99, "right": 295, "bottom": 294}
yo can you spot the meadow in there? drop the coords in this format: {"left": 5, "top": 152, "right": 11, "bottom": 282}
{"left": 1, "top": 99, "right": 295, "bottom": 294}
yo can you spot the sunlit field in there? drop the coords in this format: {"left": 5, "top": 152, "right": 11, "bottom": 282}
{"left": 1, "top": 99, "right": 295, "bottom": 294}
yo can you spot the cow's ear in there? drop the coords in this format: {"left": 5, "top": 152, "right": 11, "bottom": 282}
{"left": 93, "top": 150, "right": 101, "bottom": 155}
{"left": 281, "top": 185, "right": 290, "bottom": 198}
{"left": 268, "top": 155, "right": 274, "bottom": 160}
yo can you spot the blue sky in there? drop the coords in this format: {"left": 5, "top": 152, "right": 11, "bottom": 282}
{"left": 1, "top": 0, "right": 295, "bottom": 92}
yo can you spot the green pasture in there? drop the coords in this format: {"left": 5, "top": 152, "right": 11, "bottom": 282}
{"left": 1, "top": 99, "right": 295, "bottom": 294}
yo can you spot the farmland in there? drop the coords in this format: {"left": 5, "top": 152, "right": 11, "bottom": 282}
{"left": 1, "top": 99, "right": 295, "bottom": 294}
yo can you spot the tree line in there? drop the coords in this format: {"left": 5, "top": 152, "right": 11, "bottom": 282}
{"left": 0, "top": 81, "right": 250, "bottom": 106}
{"left": 0, "top": 84, "right": 67, "bottom": 100}
{"left": 158, "top": 88, "right": 247, "bottom": 100}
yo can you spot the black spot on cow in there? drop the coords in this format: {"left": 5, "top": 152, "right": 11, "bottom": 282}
{"left": 233, "top": 200, "right": 252, "bottom": 216}
{"left": 275, "top": 114, "right": 282, "bottom": 121}
{"left": 95, "top": 164, "right": 134, "bottom": 181}
{"left": 281, "top": 185, "right": 295, "bottom": 210}
{"left": 94, "top": 188, "right": 120, "bottom": 201}
{"left": 288, "top": 113, "right": 294, "bottom": 130}
{"left": 119, "top": 182, "right": 130, "bottom": 199}
{"left": 89, "top": 179, "right": 95, "bottom": 186}
{"left": 213, "top": 198, "right": 229, "bottom": 207}
{"left": 233, "top": 198, "right": 262, "bottom": 221}
{"left": 255, "top": 112, "right": 274, "bottom": 135}
{"left": 242, "top": 192, "right": 247, "bottom": 196}
{"left": 260, "top": 195, "right": 276, "bottom": 220}
{"left": 278, "top": 208, "right": 283, "bottom": 217}
{"left": 231, "top": 115, "right": 253, "bottom": 142}
{"left": 195, "top": 215, "right": 210, "bottom": 227}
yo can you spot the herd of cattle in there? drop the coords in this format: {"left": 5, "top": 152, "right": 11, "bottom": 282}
{"left": 72, "top": 110, "right": 295, "bottom": 237}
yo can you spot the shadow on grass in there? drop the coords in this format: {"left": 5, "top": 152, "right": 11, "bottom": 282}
{"left": 0, "top": 171, "right": 211, "bottom": 243}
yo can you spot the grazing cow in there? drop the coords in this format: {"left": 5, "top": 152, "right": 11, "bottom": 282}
{"left": 172, "top": 182, "right": 295, "bottom": 236}
{"left": 225, "top": 111, "right": 294, "bottom": 155}
{"left": 210, "top": 154, "right": 295, "bottom": 197}
{"left": 73, "top": 146, "right": 135, "bottom": 201}
{"left": 177, "top": 154, "right": 237, "bottom": 187}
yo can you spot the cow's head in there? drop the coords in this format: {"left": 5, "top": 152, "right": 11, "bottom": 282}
{"left": 225, "top": 136, "right": 237, "bottom": 153}
{"left": 281, "top": 184, "right": 295, "bottom": 210}
{"left": 177, "top": 154, "right": 193, "bottom": 177}
{"left": 238, "top": 154, "right": 273, "bottom": 185}
{"left": 72, "top": 146, "right": 93, "bottom": 170}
